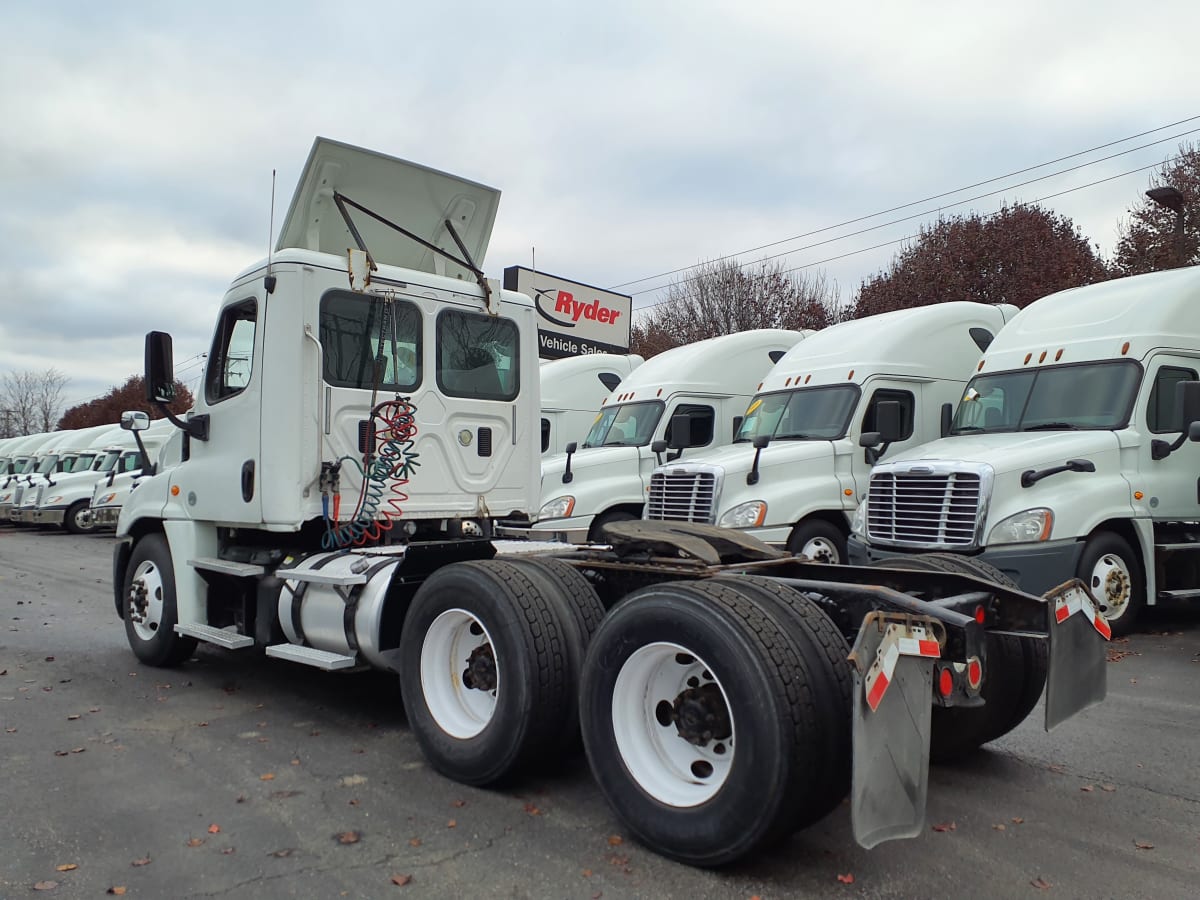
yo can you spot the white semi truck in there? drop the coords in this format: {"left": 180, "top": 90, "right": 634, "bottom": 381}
{"left": 850, "top": 266, "right": 1200, "bottom": 635}
{"left": 12, "top": 424, "right": 117, "bottom": 526}
{"left": 538, "top": 353, "right": 643, "bottom": 456}
{"left": 500, "top": 329, "right": 809, "bottom": 544}
{"left": 88, "top": 419, "right": 178, "bottom": 531}
{"left": 644, "top": 302, "right": 1016, "bottom": 563}
{"left": 112, "top": 137, "right": 1109, "bottom": 867}
{"left": 0, "top": 432, "right": 58, "bottom": 521}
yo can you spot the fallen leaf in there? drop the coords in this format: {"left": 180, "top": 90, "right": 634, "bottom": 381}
{"left": 54, "top": 864, "right": 78, "bottom": 872}
{"left": 45, "top": 656, "right": 55, "bottom": 662}
{"left": 208, "top": 824, "right": 221, "bottom": 834}
{"left": 66, "top": 715, "right": 80, "bottom": 721}
{"left": 607, "top": 835, "right": 623, "bottom": 846}
{"left": 1134, "top": 840, "right": 1154, "bottom": 850}
{"left": 1101, "top": 784, "right": 1116, "bottom": 792}
{"left": 408, "top": 838, "right": 421, "bottom": 847}
{"left": 196, "top": 722, "right": 209, "bottom": 727}
{"left": 931, "top": 821, "right": 957, "bottom": 832}
{"left": 1031, "top": 877, "right": 1051, "bottom": 890}
{"left": 70, "top": 747, "right": 85, "bottom": 754}
{"left": 89, "top": 707, "right": 100, "bottom": 713}
{"left": 337, "top": 831, "right": 361, "bottom": 845}
{"left": 5, "top": 727, "right": 16, "bottom": 733}
{"left": 186, "top": 838, "right": 205, "bottom": 848}
{"left": 993, "top": 823, "right": 1007, "bottom": 831}
{"left": 33, "top": 881, "right": 58, "bottom": 891}
{"left": 348, "top": 798, "right": 360, "bottom": 806}
{"left": 447, "top": 819, "right": 457, "bottom": 828}
{"left": 1080, "top": 785, "right": 1094, "bottom": 792}
{"left": 52, "top": 750, "right": 67, "bottom": 757}
{"left": 260, "top": 773, "right": 276, "bottom": 781}
{"left": 107, "top": 888, "right": 127, "bottom": 896}
{"left": 837, "top": 873, "right": 855, "bottom": 884}
{"left": 131, "top": 857, "right": 151, "bottom": 867}
{"left": 271, "top": 790, "right": 302, "bottom": 799}
{"left": 582, "top": 869, "right": 593, "bottom": 878}
{"left": 270, "top": 849, "right": 294, "bottom": 858}
{"left": 523, "top": 802, "right": 542, "bottom": 816}
{"left": 1011, "top": 817, "right": 1025, "bottom": 825}
{"left": 451, "top": 799, "right": 466, "bottom": 808}
{"left": 236, "top": 795, "right": 246, "bottom": 803}
{"left": 391, "top": 874, "right": 412, "bottom": 886}
{"left": 291, "top": 758, "right": 301, "bottom": 766}
{"left": 221, "top": 847, "right": 236, "bottom": 855}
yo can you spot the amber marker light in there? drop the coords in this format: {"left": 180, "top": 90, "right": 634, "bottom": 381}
{"left": 1055, "top": 349, "right": 1063, "bottom": 361}
{"left": 844, "top": 489, "right": 853, "bottom": 496}
{"left": 1038, "top": 351, "right": 1047, "bottom": 363}
{"left": 1023, "top": 353, "right": 1032, "bottom": 365}
{"left": 1134, "top": 491, "right": 1144, "bottom": 500}
{"left": 1121, "top": 341, "right": 1130, "bottom": 355}
{"left": 170, "top": 485, "right": 180, "bottom": 496}
{"left": 847, "top": 370, "right": 855, "bottom": 380}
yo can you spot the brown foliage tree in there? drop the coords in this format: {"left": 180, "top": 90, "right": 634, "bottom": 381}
{"left": 1112, "top": 141, "right": 1200, "bottom": 275}
{"left": 630, "top": 259, "right": 844, "bottom": 358}
{"left": 853, "top": 202, "right": 1110, "bottom": 318}
{"left": 56, "top": 375, "right": 194, "bottom": 430}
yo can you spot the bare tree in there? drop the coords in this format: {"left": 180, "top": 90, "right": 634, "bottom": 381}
{"left": 630, "top": 259, "right": 841, "bottom": 358}
{"left": 1112, "top": 141, "right": 1200, "bottom": 275}
{"left": 1, "top": 368, "right": 69, "bottom": 436}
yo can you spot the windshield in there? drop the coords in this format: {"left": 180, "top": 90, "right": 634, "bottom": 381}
{"left": 73, "top": 453, "right": 98, "bottom": 472}
{"left": 119, "top": 452, "right": 141, "bottom": 473}
{"left": 36, "top": 455, "right": 61, "bottom": 476}
{"left": 736, "top": 385, "right": 861, "bottom": 442}
{"left": 582, "top": 401, "right": 664, "bottom": 448}
{"left": 58, "top": 454, "right": 79, "bottom": 472}
{"left": 951, "top": 360, "right": 1142, "bottom": 434}
{"left": 97, "top": 450, "right": 122, "bottom": 473}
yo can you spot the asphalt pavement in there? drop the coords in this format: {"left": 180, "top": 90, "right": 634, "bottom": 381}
{"left": 1, "top": 528, "right": 1198, "bottom": 899}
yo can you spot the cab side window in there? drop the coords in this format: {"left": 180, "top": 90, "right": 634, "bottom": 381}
{"left": 541, "top": 418, "right": 551, "bottom": 453}
{"left": 206, "top": 299, "right": 257, "bottom": 403}
{"left": 1148, "top": 365, "right": 1198, "bottom": 433}
{"left": 861, "top": 389, "right": 915, "bottom": 440}
{"left": 437, "top": 309, "right": 519, "bottom": 401}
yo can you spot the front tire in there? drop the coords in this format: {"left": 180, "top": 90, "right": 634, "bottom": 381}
{"left": 786, "top": 519, "right": 846, "bottom": 564}
{"left": 123, "top": 533, "right": 196, "bottom": 667}
{"left": 1077, "top": 532, "right": 1142, "bottom": 636}
{"left": 64, "top": 500, "right": 95, "bottom": 535}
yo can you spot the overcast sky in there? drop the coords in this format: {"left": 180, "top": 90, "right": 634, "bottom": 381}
{"left": 2, "top": 1, "right": 1197, "bottom": 414}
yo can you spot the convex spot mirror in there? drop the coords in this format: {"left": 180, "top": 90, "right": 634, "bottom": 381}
{"left": 121, "top": 410, "right": 151, "bottom": 432}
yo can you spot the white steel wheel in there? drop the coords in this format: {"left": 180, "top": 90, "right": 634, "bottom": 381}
{"left": 420, "top": 608, "right": 499, "bottom": 739}
{"left": 611, "top": 641, "right": 735, "bottom": 807}
{"left": 786, "top": 520, "right": 846, "bottom": 565}
{"left": 797, "top": 535, "right": 840, "bottom": 564}
{"left": 128, "top": 558, "right": 167, "bottom": 642}
{"left": 1088, "top": 552, "right": 1132, "bottom": 621}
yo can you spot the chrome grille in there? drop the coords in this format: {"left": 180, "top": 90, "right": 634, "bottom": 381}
{"left": 867, "top": 470, "right": 983, "bottom": 548}
{"left": 647, "top": 471, "right": 717, "bottom": 523}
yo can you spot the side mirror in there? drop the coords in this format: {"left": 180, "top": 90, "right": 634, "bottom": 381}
{"left": 1189, "top": 420, "right": 1200, "bottom": 442}
{"left": 121, "top": 410, "right": 151, "bottom": 432}
{"left": 873, "top": 400, "right": 903, "bottom": 444}
{"left": 940, "top": 402, "right": 953, "bottom": 438}
{"left": 859, "top": 431, "right": 881, "bottom": 448}
{"left": 562, "top": 441, "right": 577, "bottom": 484}
{"left": 144, "top": 331, "right": 176, "bottom": 403}
{"left": 667, "top": 413, "right": 693, "bottom": 450}
{"left": 1178, "top": 381, "right": 1200, "bottom": 427}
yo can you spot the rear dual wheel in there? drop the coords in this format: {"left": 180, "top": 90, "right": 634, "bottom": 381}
{"left": 580, "top": 578, "right": 845, "bottom": 866}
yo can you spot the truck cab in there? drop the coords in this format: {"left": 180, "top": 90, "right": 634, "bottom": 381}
{"left": 0, "top": 432, "right": 57, "bottom": 521}
{"left": 850, "top": 266, "right": 1200, "bottom": 634}
{"left": 88, "top": 419, "right": 177, "bottom": 531}
{"left": 539, "top": 353, "right": 643, "bottom": 456}
{"left": 644, "top": 302, "right": 1015, "bottom": 563}
{"left": 506, "top": 329, "right": 810, "bottom": 544}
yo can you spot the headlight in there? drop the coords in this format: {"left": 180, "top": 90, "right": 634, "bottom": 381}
{"left": 100, "top": 493, "right": 117, "bottom": 504}
{"left": 850, "top": 499, "right": 867, "bottom": 537}
{"left": 718, "top": 500, "right": 767, "bottom": 528}
{"left": 45, "top": 496, "right": 63, "bottom": 505}
{"left": 988, "top": 508, "right": 1053, "bottom": 545}
{"left": 538, "top": 496, "right": 575, "bottom": 519}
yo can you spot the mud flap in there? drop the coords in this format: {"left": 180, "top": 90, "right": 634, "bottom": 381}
{"left": 1044, "top": 580, "right": 1109, "bottom": 731}
{"left": 848, "top": 612, "right": 941, "bottom": 849}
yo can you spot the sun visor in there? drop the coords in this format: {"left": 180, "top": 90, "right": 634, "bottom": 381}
{"left": 275, "top": 137, "right": 500, "bottom": 279}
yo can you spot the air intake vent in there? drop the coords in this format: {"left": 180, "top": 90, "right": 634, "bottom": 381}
{"left": 866, "top": 468, "right": 985, "bottom": 549}
{"left": 647, "top": 469, "right": 719, "bottom": 523}
{"left": 477, "top": 427, "right": 493, "bottom": 457}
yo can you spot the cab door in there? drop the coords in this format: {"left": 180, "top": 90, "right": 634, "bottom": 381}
{"left": 1138, "top": 356, "right": 1200, "bottom": 521}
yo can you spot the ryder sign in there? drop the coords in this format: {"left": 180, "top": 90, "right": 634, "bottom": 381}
{"left": 503, "top": 266, "right": 632, "bottom": 359}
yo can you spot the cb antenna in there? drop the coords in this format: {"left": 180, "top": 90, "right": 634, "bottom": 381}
{"left": 264, "top": 168, "right": 278, "bottom": 294}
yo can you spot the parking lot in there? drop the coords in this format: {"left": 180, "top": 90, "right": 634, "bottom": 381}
{"left": 2, "top": 528, "right": 1198, "bottom": 899}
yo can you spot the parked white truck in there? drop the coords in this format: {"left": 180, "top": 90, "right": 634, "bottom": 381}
{"left": 539, "top": 353, "right": 643, "bottom": 456}
{"left": 644, "top": 302, "right": 1016, "bottom": 563}
{"left": 0, "top": 432, "right": 58, "bottom": 521}
{"left": 87, "top": 418, "right": 178, "bottom": 531}
{"left": 849, "top": 266, "right": 1200, "bottom": 635}
{"left": 12, "top": 425, "right": 119, "bottom": 525}
{"left": 500, "top": 329, "right": 809, "bottom": 543}
{"left": 111, "top": 137, "right": 1109, "bottom": 867}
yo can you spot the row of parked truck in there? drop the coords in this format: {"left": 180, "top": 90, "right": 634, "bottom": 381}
{"left": 64, "top": 138, "right": 1194, "bottom": 865}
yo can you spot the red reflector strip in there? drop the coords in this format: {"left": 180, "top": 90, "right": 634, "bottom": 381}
{"left": 1055, "top": 603, "right": 1071, "bottom": 624}
{"left": 1093, "top": 614, "right": 1112, "bottom": 640}
{"left": 918, "top": 639, "right": 941, "bottom": 657}
{"left": 866, "top": 670, "right": 890, "bottom": 711}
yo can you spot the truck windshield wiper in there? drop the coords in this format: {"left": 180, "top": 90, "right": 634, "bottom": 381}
{"left": 951, "top": 425, "right": 985, "bottom": 433}
{"left": 775, "top": 433, "right": 824, "bottom": 441}
{"left": 1023, "top": 422, "right": 1081, "bottom": 431}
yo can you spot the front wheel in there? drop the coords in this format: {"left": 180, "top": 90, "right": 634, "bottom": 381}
{"left": 786, "top": 519, "right": 846, "bottom": 564}
{"left": 64, "top": 500, "right": 95, "bottom": 535}
{"left": 123, "top": 533, "right": 196, "bottom": 667}
{"left": 1077, "top": 532, "right": 1142, "bottom": 636}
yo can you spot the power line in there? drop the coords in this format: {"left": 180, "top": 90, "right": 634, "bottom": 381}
{"left": 611, "top": 114, "right": 1200, "bottom": 295}
{"left": 631, "top": 154, "right": 1179, "bottom": 315}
